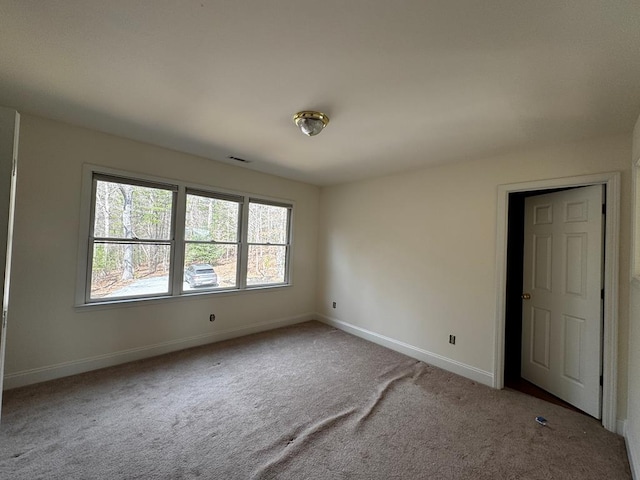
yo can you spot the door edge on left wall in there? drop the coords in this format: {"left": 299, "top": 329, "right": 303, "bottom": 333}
{"left": 0, "top": 107, "right": 20, "bottom": 422}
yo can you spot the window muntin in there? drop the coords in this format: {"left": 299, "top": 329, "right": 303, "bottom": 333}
{"left": 82, "top": 169, "right": 292, "bottom": 304}
{"left": 88, "top": 176, "right": 176, "bottom": 301}
{"left": 246, "top": 201, "right": 291, "bottom": 286}
{"left": 183, "top": 191, "right": 241, "bottom": 291}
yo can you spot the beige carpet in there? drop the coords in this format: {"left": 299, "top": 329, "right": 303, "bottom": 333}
{"left": 0, "top": 321, "right": 631, "bottom": 479}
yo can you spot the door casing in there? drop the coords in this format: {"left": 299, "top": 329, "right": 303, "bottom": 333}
{"left": 0, "top": 108, "right": 19, "bottom": 421}
{"left": 494, "top": 172, "right": 620, "bottom": 433}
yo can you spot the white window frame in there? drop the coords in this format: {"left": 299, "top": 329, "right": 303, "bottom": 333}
{"left": 75, "top": 164, "right": 294, "bottom": 306}
{"left": 183, "top": 188, "right": 244, "bottom": 291}
{"left": 86, "top": 173, "right": 178, "bottom": 302}
{"left": 245, "top": 198, "right": 293, "bottom": 288}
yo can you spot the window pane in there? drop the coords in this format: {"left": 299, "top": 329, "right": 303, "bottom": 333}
{"left": 248, "top": 203, "right": 289, "bottom": 244}
{"left": 247, "top": 245, "right": 286, "bottom": 285}
{"left": 184, "top": 243, "right": 237, "bottom": 290}
{"left": 93, "top": 179, "right": 173, "bottom": 240}
{"left": 185, "top": 194, "right": 239, "bottom": 242}
{"left": 90, "top": 243, "right": 171, "bottom": 299}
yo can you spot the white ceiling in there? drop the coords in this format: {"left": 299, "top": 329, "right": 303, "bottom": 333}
{"left": 1, "top": 1, "right": 639, "bottom": 186}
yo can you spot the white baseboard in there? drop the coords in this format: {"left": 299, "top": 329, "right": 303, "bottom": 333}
{"left": 3, "top": 313, "right": 314, "bottom": 390}
{"left": 619, "top": 419, "right": 627, "bottom": 436}
{"left": 317, "top": 313, "right": 494, "bottom": 387}
{"left": 626, "top": 421, "right": 640, "bottom": 480}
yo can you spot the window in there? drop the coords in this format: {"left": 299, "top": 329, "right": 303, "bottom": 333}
{"left": 247, "top": 200, "right": 291, "bottom": 286}
{"left": 79, "top": 167, "right": 292, "bottom": 304}
{"left": 89, "top": 175, "right": 176, "bottom": 300}
{"left": 184, "top": 190, "right": 241, "bottom": 290}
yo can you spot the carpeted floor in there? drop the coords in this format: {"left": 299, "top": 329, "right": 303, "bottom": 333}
{"left": 0, "top": 321, "right": 631, "bottom": 479}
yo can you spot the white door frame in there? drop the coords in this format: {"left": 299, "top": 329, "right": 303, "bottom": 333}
{"left": 493, "top": 172, "right": 620, "bottom": 432}
{"left": 0, "top": 107, "right": 20, "bottom": 421}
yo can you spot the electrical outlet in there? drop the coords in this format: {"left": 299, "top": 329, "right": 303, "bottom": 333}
{"left": 332, "top": 302, "right": 337, "bottom": 309}
{"left": 209, "top": 314, "right": 216, "bottom": 322}
{"left": 449, "top": 335, "right": 456, "bottom": 345}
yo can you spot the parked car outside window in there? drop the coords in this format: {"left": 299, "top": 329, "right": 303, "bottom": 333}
{"left": 184, "top": 264, "right": 218, "bottom": 288}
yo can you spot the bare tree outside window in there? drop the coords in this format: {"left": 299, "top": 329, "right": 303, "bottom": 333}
{"left": 82, "top": 169, "right": 293, "bottom": 303}
{"left": 90, "top": 176, "right": 174, "bottom": 299}
{"left": 183, "top": 192, "right": 241, "bottom": 290}
{"left": 247, "top": 202, "right": 290, "bottom": 286}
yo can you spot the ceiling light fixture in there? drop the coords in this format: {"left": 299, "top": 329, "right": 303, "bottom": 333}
{"left": 293, "top": 111, "right": 329, "bottom": 137}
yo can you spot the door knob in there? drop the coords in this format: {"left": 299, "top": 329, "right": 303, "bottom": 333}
{"left": 521, "top": 293, "right": 531, "bottom": 300}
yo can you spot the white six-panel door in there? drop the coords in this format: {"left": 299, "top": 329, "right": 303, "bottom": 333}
{"left": 521, "top": 185, "right": 603, "bottom": 418}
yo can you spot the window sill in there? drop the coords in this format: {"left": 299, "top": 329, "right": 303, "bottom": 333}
{"left": 74, "top": 283, "right": 292, "bottom": 311}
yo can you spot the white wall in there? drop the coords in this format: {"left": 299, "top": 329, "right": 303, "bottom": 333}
{"left": 3, "top": 115, "right": 319, "bottom": 387}
{"left": 627, "top": 116, "right": 640, "bottom": 477}
{"left": 317, "top": 134, "right": 631, "bottom": 419}
{"left": 4, "top": 112, "right": 636, "bottom": 447}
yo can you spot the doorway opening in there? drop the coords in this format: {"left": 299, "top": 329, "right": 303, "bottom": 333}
{"left": 504, "top": 187, "right": 589, "bottom": 415}
{"left": 493, "top": 172, "right": 620, "bottom": 432}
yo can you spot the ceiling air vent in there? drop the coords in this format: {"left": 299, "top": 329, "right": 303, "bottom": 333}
{"left": 227, "top": 156, "right": 251, "bottom": 164}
